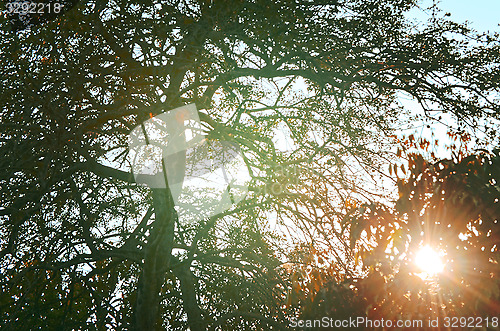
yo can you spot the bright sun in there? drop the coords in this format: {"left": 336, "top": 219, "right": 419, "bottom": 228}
{"left": 415, "top": 245, "right": 444, "bottom": 278}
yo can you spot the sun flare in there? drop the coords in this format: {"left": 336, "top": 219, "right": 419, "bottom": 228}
{"left": 415, "top": 245, "right": 444, "bottom": 278}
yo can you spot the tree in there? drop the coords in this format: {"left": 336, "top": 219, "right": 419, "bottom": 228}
{"left": 303, "top": 138, "right": 500, "bottom": 328}
{"left": 1, "top": 0, "right": 499, "bottom": 329}
{"left": 394, "top": 147, "right": 500, "bottom": 317}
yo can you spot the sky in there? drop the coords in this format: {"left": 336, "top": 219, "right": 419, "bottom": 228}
{"left": 396, "top": 0, "right": 500, "bottom": 157}
{"left": 409, "top": 0, "right": 500, "bottom": 32}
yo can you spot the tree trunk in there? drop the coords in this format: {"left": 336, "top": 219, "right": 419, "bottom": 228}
{"left": 174, "top": 263, "right": 207, "bottom": 330}
{"left": 133, "top": 188, "right": 175, "bottom": 330}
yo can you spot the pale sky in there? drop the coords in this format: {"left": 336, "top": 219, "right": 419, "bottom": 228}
{"left": 409, "top": 0, "right": 500, "bottom": 32}
{"left": 398, "top": 0, "right": 500, "bottom": 156}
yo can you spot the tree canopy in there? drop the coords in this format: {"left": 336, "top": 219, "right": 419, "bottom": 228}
{"left": 0, "top": 0, "right": 499, "bottom": 330}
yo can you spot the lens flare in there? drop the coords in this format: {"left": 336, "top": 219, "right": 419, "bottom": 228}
{"left": 415, "top": 245, "right": 444, "bottom": 279}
